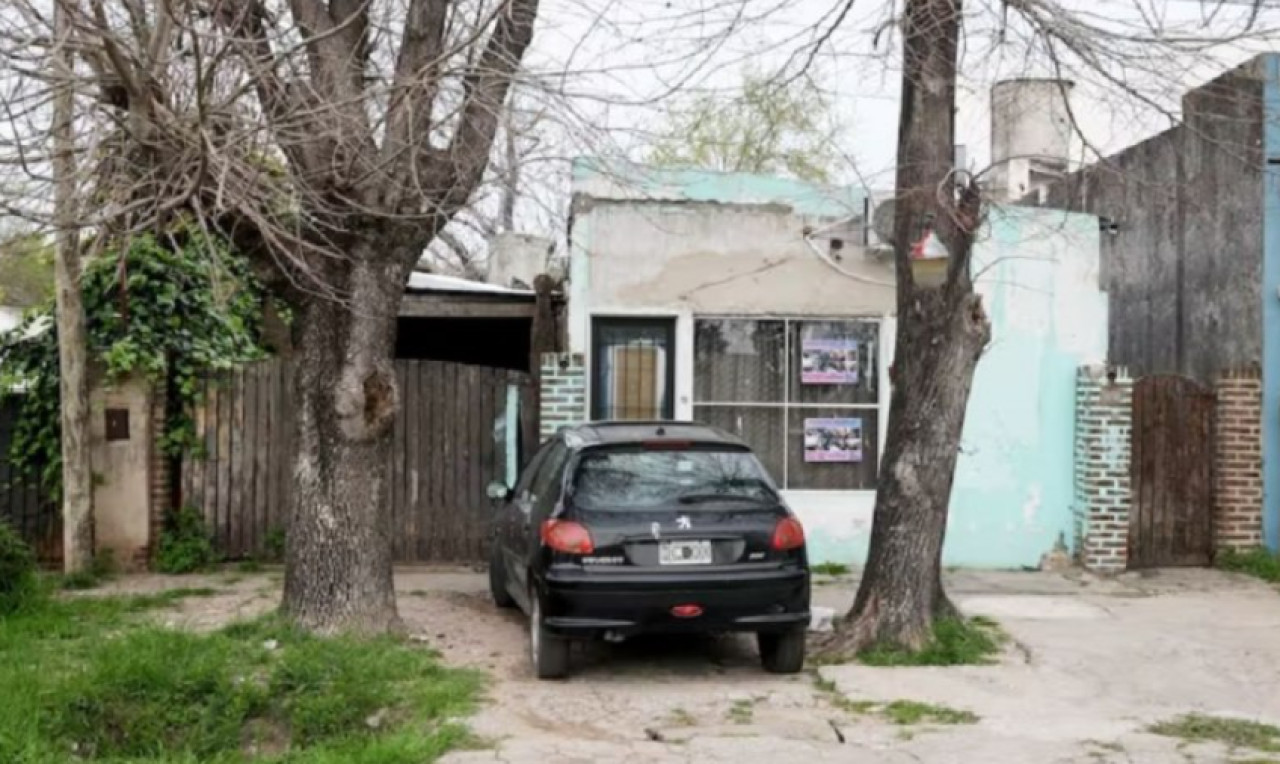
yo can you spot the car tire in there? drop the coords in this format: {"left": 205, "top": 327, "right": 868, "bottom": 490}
{"left": 530, "top": 593, "right": 570, "bottom": 680}
{"left": 488, "top": 546, "right": 515, "bottom": 609}
{"left": 758, "top": 629, "right": 806, "bottom": 674}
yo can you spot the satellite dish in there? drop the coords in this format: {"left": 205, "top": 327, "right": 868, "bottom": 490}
{"left": 872, "top": 199, "right": 896, "bottom": 246}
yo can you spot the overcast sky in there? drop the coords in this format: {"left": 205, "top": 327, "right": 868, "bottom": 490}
{"left": 518, "top": 0, "right": 1280, "bottom": 194}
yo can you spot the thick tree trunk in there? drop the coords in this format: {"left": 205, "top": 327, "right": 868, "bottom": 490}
{"left": 52, "top": 0, "right": 94, "bottom": 574}
{"left": 829, "top": 289, "right": 988, "bottom": 651}
{"left": 821, "top": 0, "right": 990, "bottom": 654}
{"left": 281, "top": 253, "right": 408, "bottom": 634}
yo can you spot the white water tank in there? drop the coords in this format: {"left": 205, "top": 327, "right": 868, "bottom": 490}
{"left": 989, "top": 79, "right": 1074, "bottom": 202}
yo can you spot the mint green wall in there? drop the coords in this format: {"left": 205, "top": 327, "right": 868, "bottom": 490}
{"left": 945, "top": 207, "right": 1107, "bottom": 566}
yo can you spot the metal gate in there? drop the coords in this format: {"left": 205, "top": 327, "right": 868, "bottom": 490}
{"left": 182, "top": 358, "right": 537, "bottom": 563}
{"left": 1129, "top": 375, "right": 1214, "bottom": 568}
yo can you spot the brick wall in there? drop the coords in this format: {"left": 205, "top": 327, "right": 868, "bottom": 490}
{"left": 540, "top": 353, "right": 587, "bottom": 440}
{"left": 1214, "top": 368, "right": 1263, "bottom": 550}
{"left": 1074, "top": 366, "right": 1135, "bottom": 573}
{"left": 146, "top": 383, "right": 170, "bottom": 567}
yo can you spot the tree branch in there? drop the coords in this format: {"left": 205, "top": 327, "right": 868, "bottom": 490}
{"left": 430, "top": 0, "right": 539, "bottom": 229}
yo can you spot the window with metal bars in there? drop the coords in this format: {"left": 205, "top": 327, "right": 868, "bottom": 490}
{"left": 693, "top": 317, "right": 881, "bottom": 490}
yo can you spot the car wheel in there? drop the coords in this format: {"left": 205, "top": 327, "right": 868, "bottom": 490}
{"left": 758, "top": 629, "right": 806, "bottom": 674}
{"left": 530, "top": 593, "right": 570, "bottom": 680}
{"left": 488, "top": 546, "right": 515, "bottom": 609}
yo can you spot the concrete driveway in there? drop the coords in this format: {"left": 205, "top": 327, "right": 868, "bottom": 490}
{"left": 98, "top": 566, "right": 1280, "bottom": 763}
{"left": 421, "top": 568, "right": 1280, "bottom": 764}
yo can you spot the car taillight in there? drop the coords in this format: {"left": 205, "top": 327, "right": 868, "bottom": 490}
{"left": 771, "top": 517, "right": 805, "bottom": 551}
{"left": 541, "top": 519, "right": 594, "bottom": 554}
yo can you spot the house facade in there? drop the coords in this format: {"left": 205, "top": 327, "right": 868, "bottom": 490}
{"left": 552, "top": 159, "right": 1107, "bottom": 568}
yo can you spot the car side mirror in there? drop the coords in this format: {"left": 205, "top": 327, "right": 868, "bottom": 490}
{"left": 486, "top": 481, "right": 512, "bottom": 501}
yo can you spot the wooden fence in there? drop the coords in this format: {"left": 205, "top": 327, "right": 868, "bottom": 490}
{"left": 181, "top": 358, "right": 537, "bottom": 563}
{"left": 0, "top": 398, "right": 60, "bottom": 563}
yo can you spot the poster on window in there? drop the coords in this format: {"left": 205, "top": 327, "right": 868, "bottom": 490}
{"left": 800, "top": 338, "right": 859, "bottom": 385}
{"left": 803, "top": 418, "right": 864, "bottom": 463}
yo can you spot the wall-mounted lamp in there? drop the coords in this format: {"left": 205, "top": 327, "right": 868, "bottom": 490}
{"left": 1098, "top": 216, "right": 1121, "bottom": 236}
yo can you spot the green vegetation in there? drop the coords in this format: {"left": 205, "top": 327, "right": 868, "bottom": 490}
{"left": 857, "top": 617, "right": 1005, "bottom": 667}
{"left": 0, "top": 583, "right": 481, "bottom": 763}
{"left": 0, "top": 520, "right": 38, "bottom": 614}
{"left": 0, "top": 231, "right": 54, "bottom": 308}
{"left": 811, "top": 674, "right": 976, "bottom": 726}
{"left": 154, "top": 505, "right": 221, "bottom": 574}
{"left": 881, "top": 700, "right": 978, "bottom": 726}
{"left": 264, "top": 526, "right": 287, "bottom": 562}
{"left": 727, "top": 699, "right": 755, "bottom": 725}
{"left": 1149, "top": 715, "right": 1280, "bottom": 753}
{"left": 1216, "top": 548, "right": 1280, "bottom": 584}
{"left": 668, "top": 708, "right": 696, "bottom": 727}
{"left": 645, "top": 69, "right": 841, "bottom": 184}
{"left": 0, "top": 225, "right": 273, "bottom": 495}
{"left": 58, "top": 550, "right": 120, "bottom": 590}
{"left": 810, "top": 562, "right": 851, "bottom": 577}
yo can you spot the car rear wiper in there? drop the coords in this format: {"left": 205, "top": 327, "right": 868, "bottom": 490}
{"left": 676, "top": 492, "right": 773, "bottom": 505}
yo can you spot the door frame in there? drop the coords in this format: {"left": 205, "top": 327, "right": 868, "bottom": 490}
{"left": 589, "top": 316, "right": 678, "bottom": 421}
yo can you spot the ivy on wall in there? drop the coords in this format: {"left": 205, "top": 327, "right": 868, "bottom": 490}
{"left": 0, "top": 225, "right": 275, "bottom": 494}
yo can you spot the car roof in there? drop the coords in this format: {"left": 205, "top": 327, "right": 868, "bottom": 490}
{"left": 559, "top": 420, "right": 747, "bottom": 449}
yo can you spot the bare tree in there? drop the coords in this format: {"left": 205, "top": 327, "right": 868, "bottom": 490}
{"left": 808, "top": 0, "right": 1280, "bottom": 652}
{"left": 0, "top": 0, "right": 540, "bottom": 632}
{"left": 813, "top": 0, "right": 988, "bottom": 653}
{"left": 51, "top": 0, "right": 93, "bottom": 576}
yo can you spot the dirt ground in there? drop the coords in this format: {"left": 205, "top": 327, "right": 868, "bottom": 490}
{"left": 93, "top": 567, "right": 1280, "bottom": 764}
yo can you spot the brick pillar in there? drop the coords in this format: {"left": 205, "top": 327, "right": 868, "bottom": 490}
{"left": 1074, "top": 366, "right": 1134, "bottom": 573}
{"left": 540, "top": 353, "right": 586, "bottom": 440}
{"left": 1214, "top": 368, "right": 1263, "bottom": 550}
{"left": 147, "top": 383, "right": 171, "bottom": 566}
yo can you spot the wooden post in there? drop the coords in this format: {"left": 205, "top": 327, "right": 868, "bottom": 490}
{"left": 530, "top": 274, "right": 559, "bottom": 378}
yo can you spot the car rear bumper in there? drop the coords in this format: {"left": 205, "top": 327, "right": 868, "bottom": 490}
{"left": 539, "top": 566, "right": 810, "bottom": 637}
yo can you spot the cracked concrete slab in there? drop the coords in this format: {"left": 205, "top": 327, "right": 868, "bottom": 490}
{"left": 432, "top": 568, "right": 1280, "bottom": 764}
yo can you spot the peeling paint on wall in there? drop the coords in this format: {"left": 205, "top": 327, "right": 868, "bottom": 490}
{"left": 568, "top": 164, "right": 1106, "bottom": 569}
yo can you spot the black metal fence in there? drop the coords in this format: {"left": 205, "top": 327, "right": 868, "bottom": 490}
{"left": 0, "top": 398, "right": 59, "bottom": 563}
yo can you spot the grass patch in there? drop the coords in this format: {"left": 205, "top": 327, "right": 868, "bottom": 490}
{"left": 881, "top": 700, "right": 978, "bottom": 726}
{"left": 811, "top": 562, "right": 852, "bottom": 577}
{"left": 1150, "top": 715, "right": 1280, "bottom": 753}
{"left": 857, "top": 617, "right": 1005, "bottom": 667}
{"left": 1216, "top": 548, "right": 1280, "bottom": 584}
{"left": 56, "top": 550, "right": 120, "bottom": 591}
{"left": 812, "top": 673, "right": 971, "bottom": 725}
{"left": 726, "top": 699, "right": 755, "bottom": 725}
{"left": 668, "top": 708, "right": 696, "bottom": 727}
{"left": 0, "top": 593, "right": 481, "bottom": 763}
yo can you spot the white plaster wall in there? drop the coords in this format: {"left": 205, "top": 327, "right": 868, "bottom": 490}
{"left": 568, "top": 202, "right": 896, "bottom": 356}
{"left": 569, "top": 199, "right": 896, "bottom": 558}
{"left": 0, "top": 306, "right": 20, "bottom": 335}
{"left": 90, "top": 377, "right": 154, "bottom": 568}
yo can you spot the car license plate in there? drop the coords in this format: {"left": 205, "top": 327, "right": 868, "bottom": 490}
{"left": 659, "top": 540, "right": 712, "bottom": 565}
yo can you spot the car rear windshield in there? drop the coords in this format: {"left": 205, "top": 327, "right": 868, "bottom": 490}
{"left": 570, "top": 446, "right": 778, "bottom": 510}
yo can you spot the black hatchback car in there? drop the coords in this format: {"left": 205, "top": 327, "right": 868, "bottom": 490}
{"left": 486, "top": 421, "right": 810, "bottom": 679}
